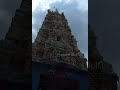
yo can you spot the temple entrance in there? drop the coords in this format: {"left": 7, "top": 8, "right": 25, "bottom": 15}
{"left": 38, "top": 74, "right": 80, "bottom": 90}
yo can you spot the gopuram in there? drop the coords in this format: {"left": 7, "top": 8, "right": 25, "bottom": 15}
{"left": 32, "top": 9, "right": 88, "bottom": 90}
{"left": 88, "top": 25, "right": 119, "bottom": 90}
{"left": 0, "top": 0, "right": 31, "bottom": 89}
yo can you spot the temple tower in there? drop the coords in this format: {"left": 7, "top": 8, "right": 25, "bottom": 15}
{"left": 88, "top": 25, "right": 119, "bottom": 90}
{"left": 0, "top": 0, "right": 32, "bottom": 88}
{"left": 33, "top": 9, "right": 87, "bottom": 70}
{"left": 5, "top": 0, "right": 31, "bottom": 42}
{"left": 5, "top": 0, "right": 32, "bottom": 73}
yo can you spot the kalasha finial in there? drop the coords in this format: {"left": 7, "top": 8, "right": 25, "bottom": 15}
{"left": 54, "top": 7, "right": 59, "bottom": 13}
{"left": 61, "top": 12, "right": 64, "bottom": 16}
{"left": 54, "top": 7, "right": 56, "bottom": 9}
{"left": 56, "top": 8, "right": 58, "bottom": 12}
{"left": 47, "top": 9, "right": 51, "bottom": 13}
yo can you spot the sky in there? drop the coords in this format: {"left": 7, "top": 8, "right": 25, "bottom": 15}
{"left": 0, "top": 0, "right": 22, "bottom": 39}
{"left": 89, "top": 0, "right": 120, "bottom": 89}
{"left": 32, "top": 0, "right": 88, "bottom": 59}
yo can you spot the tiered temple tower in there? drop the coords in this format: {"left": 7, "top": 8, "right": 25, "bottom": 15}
{"left": 32, "top": 9, "right": 88, "bottom": 90}
{"left": 0, "top": 0, "right": 31, "bottom": 89}
{"left": 32, "top": 9, "right": 87, "bottom": 70}
{"left": 88, "top": 25, "right": 119, "bottom": 90}
{"left": 5, "top": 0, "right": 32, "bottom": 73}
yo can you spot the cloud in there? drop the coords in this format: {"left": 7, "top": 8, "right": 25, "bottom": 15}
{"left": 32, "top": 0, "right": 88, "bottom": 58}
{"left": 32, "top": 0, "right": 62, "bottom": 11}
{"left": 0, "top": 0, "right": 22, "bottom": 39}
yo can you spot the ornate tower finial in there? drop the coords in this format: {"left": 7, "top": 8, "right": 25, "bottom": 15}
{"left": 56, "top": 8, "right": 58, "bottom": 11}
{"left": 53, "top": 7, "right": 59, "bottom": 13}
{"left": 54, "top": 7, "right": 56, "bottom": 10}
{"left": 47, "top": 9, "right": 51, "bottom": 13}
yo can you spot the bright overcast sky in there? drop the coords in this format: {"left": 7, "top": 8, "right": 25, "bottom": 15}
{"left": 32, "top": 0, "right": 88, "bottom": 59}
